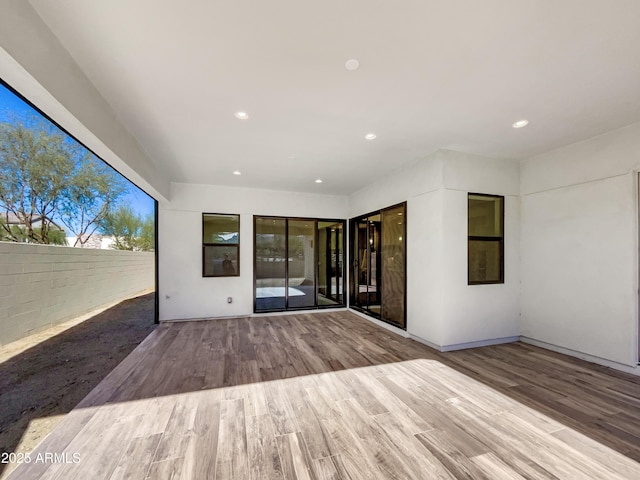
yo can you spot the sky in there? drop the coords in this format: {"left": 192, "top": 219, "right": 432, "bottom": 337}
{"left": 0, "top": 81, "right": 155, "bottom": 222}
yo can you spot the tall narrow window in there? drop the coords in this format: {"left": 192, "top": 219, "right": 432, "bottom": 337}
{"left": 468, "top": 194, "right": 504, "bottom": 284}
{"left": 203, "top": 213, "right": 240, "bottom": 277}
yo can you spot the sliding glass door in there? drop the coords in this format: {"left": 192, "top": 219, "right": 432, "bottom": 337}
{"left": 381, "top": 204, "right": 406, "bottom": 326}
{"left": 351, "top": 215, "right": 381, "bottom": 314}
{"left": 255, "top": 217, "right": 287, "bottom": 310}
{"left": 350, "top": 203, "right": 406, "bottom": 329}
{"left": 254, "top": 216, "right": 345, "bottom": 312}
{"left": 318, "top": 221, "right": 343, "bottom": 305}
{"left": 287, "top": 220, "right": 316, "bottom": 309}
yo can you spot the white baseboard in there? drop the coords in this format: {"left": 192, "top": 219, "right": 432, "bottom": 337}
{"left": 520, "top": 336, "right": 640, "bottom": 376}
{"left": 410, "top": 334, "right": 520, "bottom": 352}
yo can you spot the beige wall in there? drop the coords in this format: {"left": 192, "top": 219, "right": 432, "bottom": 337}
{"left": 0, "top": 242, "right": 154, "bottom": 346}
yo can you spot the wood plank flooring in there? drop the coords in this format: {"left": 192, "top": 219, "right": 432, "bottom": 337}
{"left": 6, "top": 311, "right": 640, "bottom": 479}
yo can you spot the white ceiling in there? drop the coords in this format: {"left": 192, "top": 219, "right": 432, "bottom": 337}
{"left": 28, "top": 0, "right": 640, "bottom": 195}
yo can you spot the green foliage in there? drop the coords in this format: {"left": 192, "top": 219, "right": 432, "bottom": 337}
{"left": 0, "top": 218, "right": 66, "bottom": 245}
{"left": 100, "top": 205, "right": 155, "bottom": 251}
{"left": 61, "top": 155, "right": 128, "bottom": 247}
{"left": 0, "top": 117, "right": 74, "bottom": 243}
{"left": 0, "top": 114, "right": 128, "bottom": 245}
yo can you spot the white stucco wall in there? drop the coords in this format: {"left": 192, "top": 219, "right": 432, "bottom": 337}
{"left": 440, "top": 151, "right": 521, "bottom": 347}
{"left": 158, "top": 183, "right": 348, "bottom": 321}
{"left": 348, "top": 150, "right": 520, "bottom": 350}
{"left": 348, "top": 152, "right": 444, "bottom": 344}
{"left": 520, "top": 122, "right": 640, "bottom": 367}
{"left": 406, "top": 188, "right": 444, "bottom": 345}
{"left": 348, "top": 152, "right": 443, "bottom": 218}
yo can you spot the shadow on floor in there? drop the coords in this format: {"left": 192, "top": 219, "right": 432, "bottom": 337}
{"left": 0, "top": 293, "right": 156, "bottom": 477}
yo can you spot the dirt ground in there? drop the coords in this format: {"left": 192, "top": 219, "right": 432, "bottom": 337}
{"left": 0, "top": 293, "right": 156, "bottom": 479}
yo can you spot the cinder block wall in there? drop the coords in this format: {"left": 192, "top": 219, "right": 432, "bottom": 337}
{"left": 0, "top": 242, "right": 154, "bottom": 346}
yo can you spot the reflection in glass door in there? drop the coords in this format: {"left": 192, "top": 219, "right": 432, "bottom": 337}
{"left": 352, "top": 216, "right": 381, "bottom": 314}
{"left": 287, "top": 220, "right": 316, "bottom": 309}
{"left": 350, "top": 203, "right": 406, "bottom": 329}
{"left": 255, "top": 217, "right": 345, "bottom": 312}
{"left": 318, "top": 222, "right": 343, "bottom": 305}
{"left": 381, "top": 205, "right": 406, "bottom": 328}
{"left": 255, "top": 218, "right": 286, "bottom": 311}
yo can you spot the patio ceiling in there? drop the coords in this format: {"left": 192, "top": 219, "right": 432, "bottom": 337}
{"left": 26, "top": 0, "right": 640, "bottom": 195}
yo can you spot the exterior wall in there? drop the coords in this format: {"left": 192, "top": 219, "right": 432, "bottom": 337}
{"left": 406, "top": 188, "right": 444, "bottom": 345}
{"left": 520, "top": 122, "right": 640, "bottom": 367}
{"left": 348, "top": 152, "right": 443, "bottom": 218}
{"left": 158, "top": 182, "right": 348, "bottom": 321}
{"left": 348, "top": 151, "right": 445, "bottom": 345}
{"left": 440, "top": 150, "right": 521, "bottom": 347}
{"left": 0, "top": 242, "right": 154, "bottom": 346}
{"left": 348, "top": 150, "right": 521, "bottom": 350}
{"left": 152, "top": 123, "right": 640, "bottom": 372}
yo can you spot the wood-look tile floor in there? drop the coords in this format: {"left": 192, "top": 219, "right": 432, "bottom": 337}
{"left": 7, "top": 311, "right": 640, "bottom": 479}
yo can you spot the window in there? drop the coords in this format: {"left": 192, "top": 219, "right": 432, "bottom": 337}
{"left": 203, "top": 213, "right": 239, "bottom": 277}
{"left": 468, "top": 194, "right": 504, "bottom": 284}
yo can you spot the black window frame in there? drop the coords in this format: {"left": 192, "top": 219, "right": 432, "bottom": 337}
{"left": 253, "top": 215, "right": 346, "bottom": 313}
{"left": 202, "top": 213, "right": 240, "bottom": 278}
{"left": 467, "top": 193, "right": 504, "bottom": 285}
{"left": 348, "top": 202, "right": 408, "bottom": 330}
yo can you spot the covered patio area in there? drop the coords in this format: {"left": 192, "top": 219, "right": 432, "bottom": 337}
{"left": 7, "top": 311, "right": 640, "bottom": 479}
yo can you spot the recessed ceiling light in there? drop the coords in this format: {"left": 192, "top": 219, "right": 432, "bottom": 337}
{"left": 345, "top": 59, "right": 360, "bottom": 71}
{"left": 315, "top": 179, "right": 323, "bottom": 183}
{"left": 232, "top": 171, "right": 242, "bottom": 175}
{"left": 234, "top": 111, "right": 249, "bottom": 120}
{"left": 512, "top": 119, "right": 529, "bottom": 128}
{"left": 365, "top": 133, "right": 377, "bottom": 140}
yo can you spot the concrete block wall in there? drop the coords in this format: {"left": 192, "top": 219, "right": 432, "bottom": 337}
{"left": 0, "top": 242, "right": 154, "bottom": 346}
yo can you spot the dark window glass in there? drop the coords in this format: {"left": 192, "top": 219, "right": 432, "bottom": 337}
{"left": 203, "top": 213, "right": 239, "bottom": 277}
{"left": 318, "top": 221, "right": 343, "bottom": 305}
{"left": 381, "top": 205, "right": 406, "bottom": 327}
{"left": 254, "top": 216, "right": 346, "bottom": 312}
{"left": 349, "top": 203, "right": 406, "bottom": 329}
{"left": 468, "top": 194, "right": 504, "bottom": 284}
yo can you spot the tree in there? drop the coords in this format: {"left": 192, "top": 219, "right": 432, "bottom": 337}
{"left": 100, "top": 205, "right": 155, "bottom": 251}
{"left": 60, "top": 156, "right": 128, "bottom": 247}
{"left": 0, "top": 115, "right": 127, "bottom": 245}
{"left": 0, "top": 216, "right": 66, "bottom": 245}
{"left": 0, "top": 117, "right": 74, "bottom": 243}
